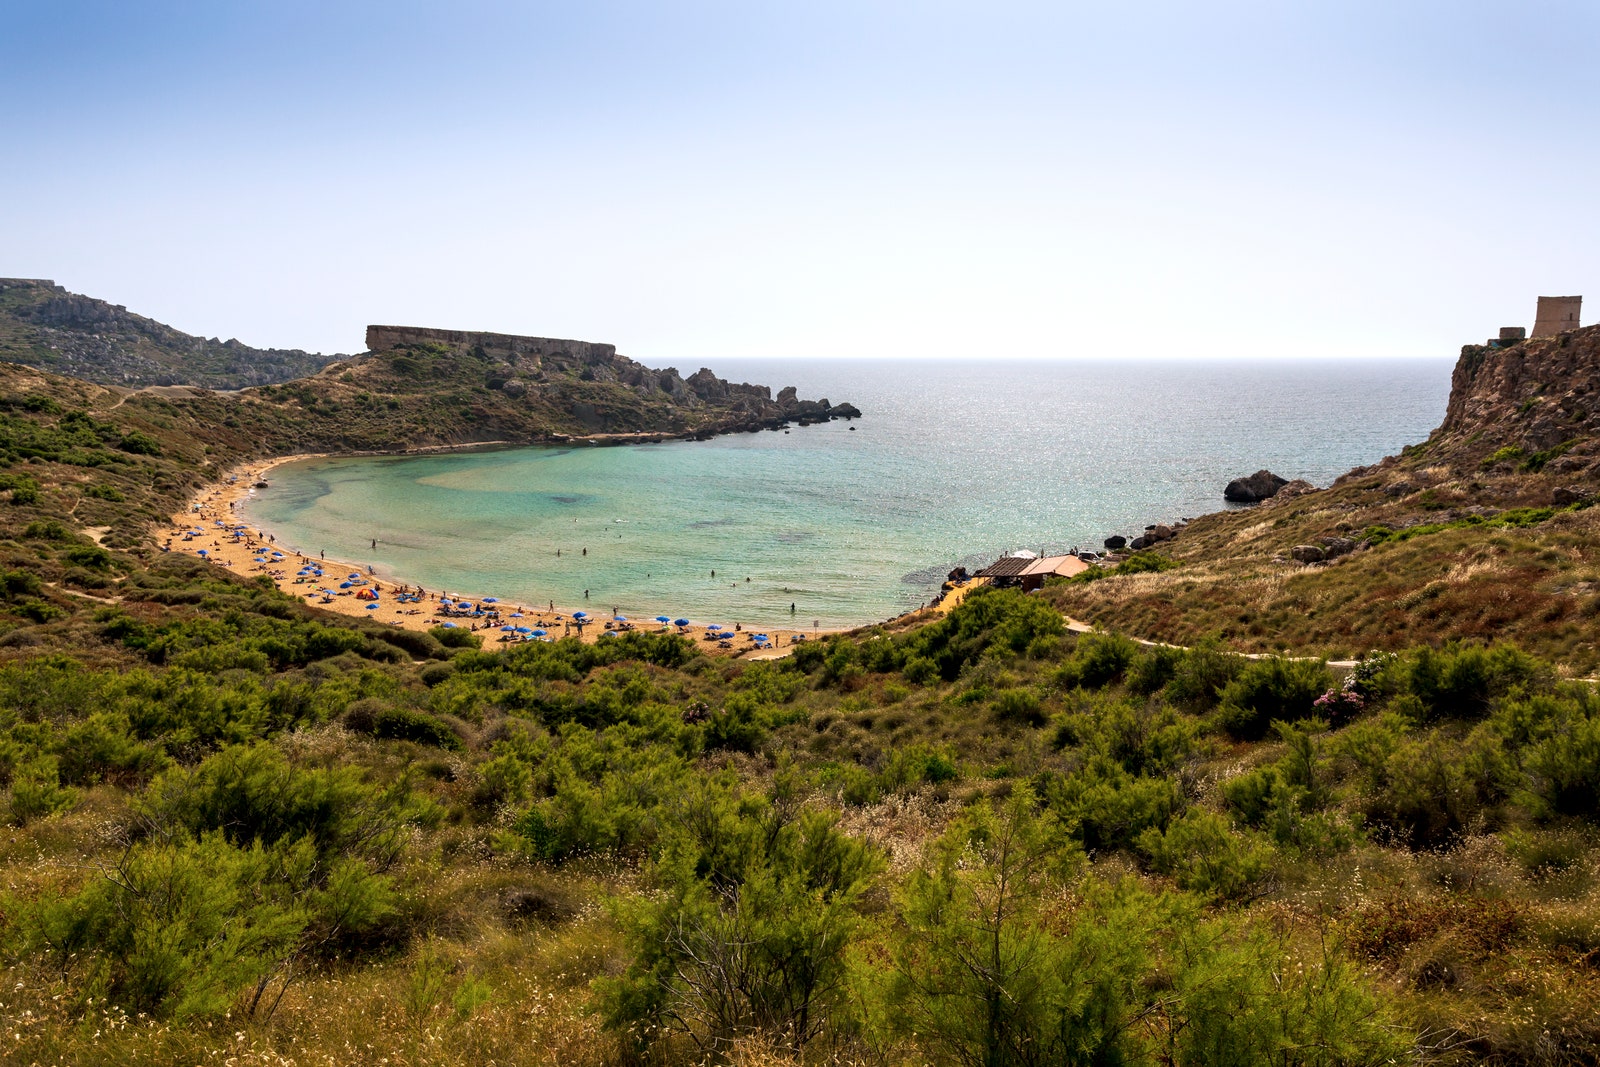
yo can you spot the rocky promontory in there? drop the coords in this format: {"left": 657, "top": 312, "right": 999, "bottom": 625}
{"left": 356, "top": 325, "right": 859, "bottom": 439}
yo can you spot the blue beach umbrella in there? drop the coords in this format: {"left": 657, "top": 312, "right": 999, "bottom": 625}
{"left": 529, "top": 628, "right": 546, "bottom": 636}
{"left": 656, "top": 615, "right": 671, "bottom": 623}
{"left": 482, "top": 597, "right": 498, "bottom": 603}
{"left": 339, "top": 582, "right": 353, "bottom": 589}
{"left": 600, "top": 631, "right": 617, "bottom": 638}
{"left": 510, "top": 612, "right": 523, "bottom": 617}
{"left": 197, "top": 549, "right": 208, "bottom": 555}
{"left": 613, "top": 615, "right": 627, "bottom": 622}
{"left": 674, "top": 618, "right": 690, "bottom": 627}
{"left": 440, "top": 622, "right": 457, "bottom": 628}
{"left": 573, "top": 610, "right": 588, "bottom": 618}
{"left": 500, "top": 625, "right": 516, "bottom": 632}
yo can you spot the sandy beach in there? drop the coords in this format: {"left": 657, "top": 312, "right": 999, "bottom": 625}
{"left": 170, "top": 455, "right": 832, "bottom": 659}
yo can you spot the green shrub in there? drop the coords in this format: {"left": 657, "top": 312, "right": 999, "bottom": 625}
{"left": 1215, "top": 656, "right": 1332, "bottom": 740}
{"left": 993, "top": 686, "right": 1045, "bottom": 724}
{"left": 15, "top": 597, "right": 63, "bottom": 623}
{"left": 1359, "top": 728, "right": 1513, "bottom": 849}
{"left": 1482, "top": 445, "right": 1525, "bottom": 467}
{"left": 0, "top": 568, "right": 42, "bottom": 599}
{"left": 116, "top": 431, "right": 161, "bottom": 455}
{"left": 137, "top": 743, "right": 417, "bottom": 863}
{"left": 55, "top": 712, "right": 169, "bottom": 786}
{"left": 899, "top": 588, "right": 1066, "bottom": 682}
{"left": 703, "top": 693, "right": 768, "bottom": 753}
{"left": 1522, "top": 705, "right": 1600, "bottom": 818}
{"left": 23, "top": 833, "right": 308, "bottom": 1017}
{"left": 474, "top": 753, "right": 533, "bottom": 809}
{"left": 7, "top": 755, "right": 77, "bottom": 824}
{"left": 1164, "top": 637, "right": 1246, "bottom": 711}
{"left": 1047, "top": 760, "right": 1181, "bottom": 853}
{"left": 1114, "top": 550, "right": 1178, "bottom": 575}
{"left": 22, "top": 519, "right": 69, "bottom": 540}
{"left": 597, "top": 780, "right": 880, "bottom": 1056}
{"left": 1139, "top": 809, "right": 1270, "bottom": 902}
{"left": 429, "top": 625, "right": 481, "bottom": 649}
{"left": 1055, "top": 631, "right": 1140, "bottom": 690}
{"left": 1128, "top": 643, "right": 1184, "bottom": 695}
{"left": 880, "top": 743, "right": 959, "bottom": 793}
{"left": 373, "top": 707, "right": 462, "bottom": 750}
{"left": 902, "top": 655, "right": 938, "bottom": 684}
{"left": 1396, "top": 643, "right": 1543, "bottom": 722}
{"left": 882, "top": 789, "right": 1140, "bottom": 1066}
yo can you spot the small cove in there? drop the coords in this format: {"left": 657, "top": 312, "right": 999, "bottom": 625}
{"left": 241, "top": 358, "right": 1453, "bottom": 629}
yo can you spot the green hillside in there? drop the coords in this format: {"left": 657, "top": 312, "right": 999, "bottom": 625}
{"left": 0, "top": 340, "right": 1594, "bottom": 1066}
{"left": 0, "top": 279, "right": 344, "bottom": 389}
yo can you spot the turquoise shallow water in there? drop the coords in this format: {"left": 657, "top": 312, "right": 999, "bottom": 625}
{"left": 240, "top": 358, "right": 1453, "bottom": 628}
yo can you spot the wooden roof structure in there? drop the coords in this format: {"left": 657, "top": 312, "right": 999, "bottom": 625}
{"left": 976, "top": 554, "right": 1089, "bottom": 582}
{"left": 976, "top": 555, "right": 1035, "bottom": 578}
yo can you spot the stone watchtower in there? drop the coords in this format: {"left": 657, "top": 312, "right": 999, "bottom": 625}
{"left": 1532, "top": 295, "right": 1582, "bottom": 338}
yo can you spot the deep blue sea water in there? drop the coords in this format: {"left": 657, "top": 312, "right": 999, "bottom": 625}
{"left": 240, "top": 359, "right": 1452, "bottom": 628}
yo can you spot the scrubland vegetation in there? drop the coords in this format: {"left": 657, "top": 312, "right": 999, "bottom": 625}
{"left": 3, "top": 346, "right": 1600, "bottom": 1064}
{"left": 2, "top": 578, "right": 1598, "bottom": 1065}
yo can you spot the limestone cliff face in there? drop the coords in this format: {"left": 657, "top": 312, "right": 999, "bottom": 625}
{"left": 1434, "top": 324, "right": 1600, "bottom": 472}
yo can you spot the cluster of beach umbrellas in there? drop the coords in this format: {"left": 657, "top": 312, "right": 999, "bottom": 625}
{"left": 497, "top": 623, "right": 550, "bottom": 641}
{"left": 186, "top": 519, "right": 789, "bottom": 647}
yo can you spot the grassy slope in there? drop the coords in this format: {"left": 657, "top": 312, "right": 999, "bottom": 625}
{"left": 0, "top": 348, "right": 1596, "bottom": 1064}
{"left": 1046, "top": 450, "right": 1600, "bottom": 674}
{"left": 0, "top": 280, "right": 340, "bottom": 388}
{"left": 244, "top": 340, "right": 732, "bottom": 448}
{"left": 1046, "top": 325, "right": 1600, "bottom": 670}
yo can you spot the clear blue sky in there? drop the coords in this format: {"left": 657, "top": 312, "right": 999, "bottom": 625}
{"left": 3, "top": 1, "right": 1595, "bottom": 362}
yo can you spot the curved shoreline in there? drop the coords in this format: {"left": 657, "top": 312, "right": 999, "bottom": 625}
{"left": 171, "top": 449, "right": 847, "bottom": 658}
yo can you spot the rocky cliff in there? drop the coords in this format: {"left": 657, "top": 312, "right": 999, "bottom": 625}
{"left": 0, "top": 278, "right": 345, "bottom": 389}
{"left": 1430, "top": 322, "right": 1600, "bottom": 479}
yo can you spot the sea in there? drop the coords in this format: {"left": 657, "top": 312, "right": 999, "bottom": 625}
{"left": 239, "top": 359, "right": 1453, "bottom": 629}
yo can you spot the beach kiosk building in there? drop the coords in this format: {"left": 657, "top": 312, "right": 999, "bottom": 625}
{"left": 976, "top": 553, "right": 1088, "bottom": 592}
